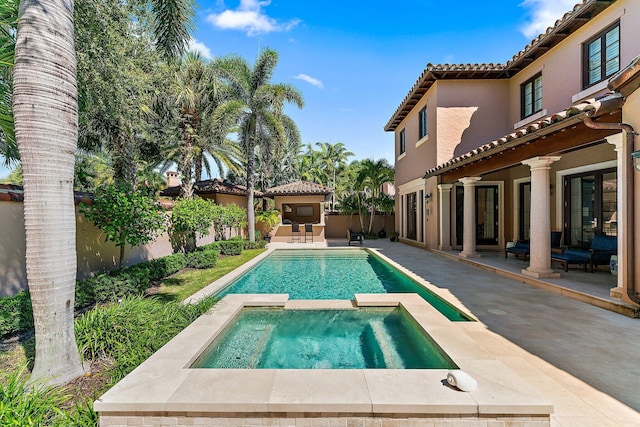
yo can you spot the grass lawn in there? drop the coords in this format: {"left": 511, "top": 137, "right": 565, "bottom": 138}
{"left": 152, "top": 248, "right": 266, "bottom": 302}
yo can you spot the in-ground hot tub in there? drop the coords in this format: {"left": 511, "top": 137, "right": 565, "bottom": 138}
{"left": 95, "top": 294, "right": 553, "bottom": 427}
{"left": 192, "top": 307, "right": 457, "bottom": 370}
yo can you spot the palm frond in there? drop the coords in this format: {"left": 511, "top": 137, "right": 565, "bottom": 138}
{"left": 150, "top": 0, "right": 196, "bottom": 58}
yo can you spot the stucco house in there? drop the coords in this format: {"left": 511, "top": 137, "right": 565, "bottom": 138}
{"left": 386, "top": 0, "right": 640, "bottom": 306}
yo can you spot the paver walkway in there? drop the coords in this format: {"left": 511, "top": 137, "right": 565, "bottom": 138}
{"left": 338, "top": 239, "right": 640, "bottom": 426}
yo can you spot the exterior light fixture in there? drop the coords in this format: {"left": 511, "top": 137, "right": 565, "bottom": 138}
{"left": 633, "top": 150, "right": 640, "bottom": 172}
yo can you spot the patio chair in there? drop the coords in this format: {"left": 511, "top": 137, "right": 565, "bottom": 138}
{"left": 505, "top": 240, "right": 529, "bottom": 260}
{"left": 347, "top": 229, "right": 364, "bottom": 246}
{"left": 291, "top": 222, "right": 301, "bottom": 243}
{"left": 551, "top": 234, "right": 617, "bottom": 272}
{"left": 304, "top": 223, "right": 313, "bottom": 243}
{"left": 551, "top": 231, "right": 564, "bottom": 254}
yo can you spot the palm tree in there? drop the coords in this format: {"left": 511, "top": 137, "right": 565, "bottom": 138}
{"left": 215, "top": 49, "right": 303, "bottom": 241}
{"left": 316, "top": 141, "right": 354, "bottom": 211}
{"left": 13, "top": 0, "right": 196, "bottom": 386}
{"left": 357, "top": 158, "right": 395, "bottom": 234}
{"left": 160, "top": 53, "right": 243, "bottom": 197}
{"left": 298, "top": 143, "right": 327, "bottom": 185}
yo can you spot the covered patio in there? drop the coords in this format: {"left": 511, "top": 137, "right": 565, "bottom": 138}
{"left": 264, "top": 181, "right": 333, "bottom": 243}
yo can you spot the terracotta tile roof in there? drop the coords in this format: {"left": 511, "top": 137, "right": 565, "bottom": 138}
{"left": 385, "top": 0, "right": 617, "bottom": 131}
{"left": 264, "top": 181, "right": 333, "bottom": 196}
{"left": 423, "top": 92, "right": 624, "bottom": 178}
{"left": 0, "top": 184, "right": 93, "bottom": 205}
{"left": 160, "top": 178, "right": 261, "bottom": 198}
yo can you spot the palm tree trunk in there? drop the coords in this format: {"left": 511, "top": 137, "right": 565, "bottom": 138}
{"left": 13, "top": 0, "right": 84, "bottom": 386}
{"left": 246, "top": 119, "right": 256, "bottom": 242}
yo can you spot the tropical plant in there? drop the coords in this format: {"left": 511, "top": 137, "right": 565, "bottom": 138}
{"left": 256, "top": 208, "right": 280, "bottom": 237}
{"left": 316, "top": 142, "right": 354, "bottom": 210}
{"left": 0, "top": 0, "right": 17, "bottom": 165}
{"left": 357, "top": 158, "right": 395, "bottom": 234}
{"left": 158, "top": 52, "right": 242, "bottom": 198}
{"left": 171, "top": 197, "right": 216, "bottom": 252}
{"left": 215, "top": 49, "right": 303, "bottom": 242}
{"left": 13, "top": 0, "right": 196, "bottom": 386}
{"left": 298, "top": 143, "right": 328, "bottom": 185}
{"left": 0, "top": 164, "right": 21, "bottom": 184}
{"left": 80, "top": 183, "right": 167, "bottom": 268}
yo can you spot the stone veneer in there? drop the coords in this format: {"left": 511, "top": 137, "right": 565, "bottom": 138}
{"left": 100, "top": 414, "right": 549, "bottom": 427}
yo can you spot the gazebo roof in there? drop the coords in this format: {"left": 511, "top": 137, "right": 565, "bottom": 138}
{"left": 264, "top": 181, "right": 333, "bottom": 196}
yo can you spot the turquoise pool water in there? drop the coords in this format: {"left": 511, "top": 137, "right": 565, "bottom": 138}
{"left": 192, "top": 308, "right": 458, "bottom": 369}
{"left": 216, "top": 249, "right": 470, "bottom": 321}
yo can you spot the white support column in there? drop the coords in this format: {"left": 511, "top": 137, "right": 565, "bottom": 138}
{"left": 438, "top": 184, "right": 453, "bottom": 250}
{"left": 459, "top": 177, "right": 481, "bottom": 258}
{"left": 522, "top": 156, "right": 561, "bottom": 278}
{"left": 606, "top": 134, "right": 625, "bottom": 298}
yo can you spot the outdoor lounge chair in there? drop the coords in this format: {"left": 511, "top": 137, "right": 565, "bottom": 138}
{"left": 505, "top": 240, "right": 529, "bottom": 260}
{"left": 551, "top": 249, "right": 591, "bottom": 272}
{"left": 347, "top": 229, "right": 364, "bottom": 246}
{"left": 551, "top": 234, "right": 617, "bottom": 272}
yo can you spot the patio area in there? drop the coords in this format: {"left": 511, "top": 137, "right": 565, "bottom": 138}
{"left": 272, "top": 237, "right": 633, "bottom": 318}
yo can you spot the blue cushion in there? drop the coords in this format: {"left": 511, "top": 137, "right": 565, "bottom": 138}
{"left": 551, "top": 249, "right": 591, "bottom": 263}
{"left": 590, "top": 235, "right": 617, "bottom": 252}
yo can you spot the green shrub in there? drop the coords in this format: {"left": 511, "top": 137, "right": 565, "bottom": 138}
{"left": 146, "top": 253, "right": 187, "bottom": 280}
{"left": 0, "top": 291, "right": 34, "bottom": 338}
{"left": 201, "top": 240, "right": 243, "bottom": 256}
{"left": 243, "top": 239, "right": 267, "bottom": 250}
{"left": 186, "top": 249, "right": 219, "bottom": 269}
{"left": 75, "top": 296, "right": 216, "bottom": 383}
{"left": 0, "top": 365, "right": 68, "bottom": 425}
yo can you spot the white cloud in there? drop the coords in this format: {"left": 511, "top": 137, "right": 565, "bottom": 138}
{"left": 206, "top": 0, "right": 300, "bottom": 36}
{"left": 294, "top": 74, "right": 324, "bottom": 89}
{"left": 519, "top": 0, "right": 578, "bottom": 39}
{"left": 188, "top": 39, "right": 213, "bottom": 59}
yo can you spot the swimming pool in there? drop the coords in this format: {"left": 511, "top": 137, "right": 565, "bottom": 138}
{"left": 192, "top": 307, "right": 458, "bottom": 369}
{"left": 215, "top": 249, "right": 471, "bottom": 321}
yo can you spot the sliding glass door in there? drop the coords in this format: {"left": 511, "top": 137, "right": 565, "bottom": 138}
{"left": 455, "top": 184, "right": 499, "bottom": 246}
{"left": 564, "top": 168, "right": 616, "bottom": 247}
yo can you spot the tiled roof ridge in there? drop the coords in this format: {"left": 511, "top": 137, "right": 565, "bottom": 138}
{"left": 161, "top": 177, "right": 262, "bottom": 197}
{"left": 265, "top": 180, "right": 333, "bottom": 195}
{"left": 423, "top": 94, "right": 617, "bottom": 177}
{"left": 507, "top": 0, "right": 606, "bottom": 67}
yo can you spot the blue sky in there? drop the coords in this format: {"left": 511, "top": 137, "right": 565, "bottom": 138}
{"left": 188, "top": 0, "right": 578, "bottom": 165}
{"left": 1, "top": 0, "right": 580, "bottom": 179}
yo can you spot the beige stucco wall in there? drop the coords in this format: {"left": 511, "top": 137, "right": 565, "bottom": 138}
{"left": 0, "top": 202, "right": 218, "bottom": 297}
{"left": 436, "top": 80, "right": 511, "bottom": 161}
{"left": 324, "top": 214, "right": 395, "bottom": 238}
{"left": 508, "top": 0, "right": 640, "bottom": 127}
{"left": 394, "top": 87, "right": 437, "bottom": 186}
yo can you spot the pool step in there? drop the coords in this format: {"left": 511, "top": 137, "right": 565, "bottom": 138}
{"left": 361, "top": 321, "right": 404, "bottom": 369}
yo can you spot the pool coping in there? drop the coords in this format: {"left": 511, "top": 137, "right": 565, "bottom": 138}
{"left": 94, "top": 293, "right": 553, "bottom": 418}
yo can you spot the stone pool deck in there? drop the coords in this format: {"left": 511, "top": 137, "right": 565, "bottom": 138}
{"left": 95, "top": 242, "right": 640, "bottom": 426}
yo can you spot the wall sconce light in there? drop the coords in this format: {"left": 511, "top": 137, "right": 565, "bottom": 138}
{"left": 424, "top": 192, "right": 432, "bottom": 203}
{"left": 632, "top": 150, "right": 640, "bottom": 172}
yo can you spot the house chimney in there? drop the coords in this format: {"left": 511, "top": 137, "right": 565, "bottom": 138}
{"left": 166, "top": 171, "right": 180, "bottom": 188}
